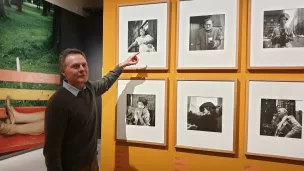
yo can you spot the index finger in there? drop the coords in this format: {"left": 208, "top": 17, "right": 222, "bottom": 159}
{"left": 132, "top": 52, "right": 140, "bottom": 57}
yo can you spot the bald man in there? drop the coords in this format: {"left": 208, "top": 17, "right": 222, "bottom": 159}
{"left": 275, "top": 108, "right": 302, "bottom": 138}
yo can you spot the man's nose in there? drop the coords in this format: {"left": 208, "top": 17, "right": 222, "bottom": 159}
{"left": 79, "top": 65, "right": 85, "bottom": 71}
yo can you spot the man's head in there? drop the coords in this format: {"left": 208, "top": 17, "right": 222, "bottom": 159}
{"left": 59, "top": 48, "right": 89, "bottom": 89}
{"left": 204, "top": 17, "right": 213, "bottom": 31}
{"left": 278, "top": 13, "right": 289, "bottom": 27}
{"left": 277, "top": 108, "right": 288, "bottom": 118}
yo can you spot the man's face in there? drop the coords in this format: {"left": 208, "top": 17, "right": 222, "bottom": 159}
{"left": 277, "top": 108, "right": 287, "bottom": 118}
{"left": 204, "top": 20, "right": 213, "bottom": 31}
{"left": 280, "top": 17, "right": 287, "bottom": 26}
{"left": 61, "top": 54, "right": 89, "bottom": 89}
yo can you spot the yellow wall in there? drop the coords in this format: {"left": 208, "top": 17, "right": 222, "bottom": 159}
{"left": 101, "top": 0, "right": 304, "bottom": 170}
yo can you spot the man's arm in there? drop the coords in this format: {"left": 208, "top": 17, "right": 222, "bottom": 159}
{"left": 213, "top": 29, "right": 222, "bottom": 48}
{"left": 91, "top": 65, "right": 123, "bottom": 96}
{"left": 43, "top": 99, "right": 68, "bottom": 171}
{"left": 91, "top": 53, "right": 139, "bottom": 96}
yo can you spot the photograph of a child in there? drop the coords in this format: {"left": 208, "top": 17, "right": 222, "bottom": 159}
{"left": 126, "top": 94, "right": 156, "bottom": 127}
{"left": 127, "top": 19, "right": 158, "bottom": 53}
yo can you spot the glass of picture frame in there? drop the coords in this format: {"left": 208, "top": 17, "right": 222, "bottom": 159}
{"left": 246, "top": 79, "right": 304, "bottom": 160}
{"left": 117, "top": 1, "right": 169, "bottom": 70}
{"left": 176, "top": 0, "right": 239, "bottom": 70}
{"left": 175, "top": 79, "right": 237, "bottom": 154}
{"left": 248, "top": 0, "right": 304, "bottom": 69}
{"left": 116, "top": 78, "right": 168, "bottom": 146}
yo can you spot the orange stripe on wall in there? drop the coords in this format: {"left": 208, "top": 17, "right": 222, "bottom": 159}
{"left": 0, "top": 69, "right": 61, "bottom": 84}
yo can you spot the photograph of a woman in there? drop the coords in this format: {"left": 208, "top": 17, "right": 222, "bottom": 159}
{"left": 127, "top": 19, "right": 157, "bottom": 53}
{"left": 126, "top": 94, "right": 156, "bottom": 127}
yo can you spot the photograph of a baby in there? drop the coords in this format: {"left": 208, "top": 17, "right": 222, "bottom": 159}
{"left": 126, "top": 94, "right": 156, "bottom": 127}
{"left": 127, "top": 19, "right": 158, "bottom": 53}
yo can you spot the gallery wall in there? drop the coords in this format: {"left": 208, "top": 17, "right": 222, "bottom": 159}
{"left": 101, "top": 0, "right": 304, "bottom": 170}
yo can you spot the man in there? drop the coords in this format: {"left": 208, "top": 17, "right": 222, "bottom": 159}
{"left": 274, "top": 108, "right": 302, "bottom": 138}
{"left": 271, "top": 13, "right": 295, "bottom": 48}
{"left": 196, "top": 17, "right": 223, "bottom": 50}
{"left": 43, "top": 48, "right": 139, "bottom": 171}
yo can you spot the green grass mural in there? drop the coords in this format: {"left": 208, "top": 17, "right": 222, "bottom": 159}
{"left": 0, "top": 2, "right": 59, "bottom": 106}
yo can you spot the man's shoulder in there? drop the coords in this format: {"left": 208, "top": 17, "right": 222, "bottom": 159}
{"left": 212, "top": 27, "right": 221, "bottom": 32}
{"left": 47, "top": 87, "right": 73, "bottom": 106}
{"left": 84, "top": 80, "right": 96, "bottom": 89}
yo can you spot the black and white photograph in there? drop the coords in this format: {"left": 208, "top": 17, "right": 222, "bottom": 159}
{"left": 263, "top": 8, "right": 304, "bottom": 48}
{"left": 117, "top": 79, "right": 166, "bottom": 144}
{"left": 176, "top": 80, "right": 235, "bottom": 152}
{"left": 189, "top": 14, "right": 225, "bottom": 51}
{"left": 118, "top": 2, "right": 168, "bottom": 69}
{"left": 126, "top": 94, "right": 156, "bottom": 127}
{"left": 260, "top": 98, "right": 303, "bottom": 139}
{"left": 127, "top": 19, "right": 158, "bottom": 53}
{"left": 246, "top": 80, "right": 304, "bottom": 160}
{"left": 187, "top": 96, "right": 223, "bottom": 132}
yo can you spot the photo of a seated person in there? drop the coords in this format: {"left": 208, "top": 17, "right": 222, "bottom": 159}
{"left": 274, "top": 108, "right": 302, "bottom": 138}
{"left": 128, "top": 20, "right": 156, "bottom": 53}
{"left": 260, "top": 98, "right": 303, "bottom": 139}
{"left": 126, "top": 95, "right": 155, "bottom": 126}
{"left": 187, "top": 101, "right": 222, "bottom": 133}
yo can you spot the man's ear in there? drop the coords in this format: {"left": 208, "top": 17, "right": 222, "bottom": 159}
{"left": 60, "top": 68, "right": 66, "bottom": 77}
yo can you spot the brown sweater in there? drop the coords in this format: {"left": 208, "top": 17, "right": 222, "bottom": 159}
{"left": 43, "top": 65, "right": 123, "bottom": 171}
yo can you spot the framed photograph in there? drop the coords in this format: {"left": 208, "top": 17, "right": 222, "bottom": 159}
{"left": 117, "top": 1, "right": 169, "bottom": 70}
{"left": 248, "top": 0, "right": 304, "bottom": 69}
{"left": 175, "top": 79, "right": 237, "bottom": 153}
{"left": 176, "top": 0, "right": 239, "bottom": 70}
{"left": 246, "top": 80, "right": 304, "bottom": 160}
{"left": 116, "top": 78, "right": 167, "bottom": 145}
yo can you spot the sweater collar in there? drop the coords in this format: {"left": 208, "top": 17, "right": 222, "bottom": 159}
{"left": 63, "top": 80, "right": 86, "bottom": 96}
